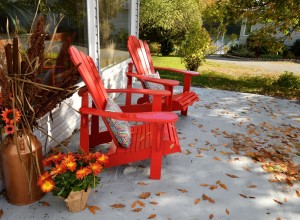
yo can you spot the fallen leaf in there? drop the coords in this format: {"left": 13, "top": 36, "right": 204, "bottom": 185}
{"left": 213, "top": 156, "right": 221, "bottom": 161}
{"left": 216, "top": 181, "right": 228, "bottom": 190}
{"left": 202, "top": 194, "right": 215, "bottom": 204}
{"left": 137, "top": 182, "right": 148, "bottom": 186}
{"left": 239, "top": 194, "right": 248, "bottom": 198}
{"left": 273, "top": 199, "right": 283, "bottom": 205}
{"left": 185, "top": 149, "right": 192, "bottom": 155}
{"left": 247, "top": 185, "right": 257, "bottom": 188}
{"left": 148, "top": 214, "right": 157, "bottom": 219}
{"left": 149, "top": 201, "right": 158, "bottom": 205}
{"left": 296, "top": 190, "right": 300, "bottom": 197}
{"left": 209, "top": 213, "right": 214, "bottom": 219}
{"left": 132, "top": 208, "right": 143, "bottom": 212}
{"left": 110, "top": 203, "right": 126, "bottom": 209}
{"left": 177, "top": 188, "right": 188, "bottom": 193}
{"left": 226, "top": 173, "right": 239, "bottom": 178}
{"left": 137, "top": 200, "right": 145, "bottom": 207}
{"left": 226, "top": 208, "right": 230, "bottom": 215}
{"left": 276, "top": 217, "right": 281, "bottom": 220}
{"left": 139, "top": 192, "right": 151, "bottom": 199}
{"left": 200, "top": 183, "right": 210, "bottom": 187}
{"left": 284, "top": 198, "right": 288, "bottom": 202}
{"left": 155, "top": 192, "right": 166, "bottom": 196}
{"left": 88, "top": 205, "right": 101, "bottom": 214}
{"left": 194, "top": 198, "right": 200, "bottom": 205}
{"left": 39, "top": 201, "right": 50, "bottom": 206}
{"left": 0, "top": 209, "right": 3, "bottom": 218}
{"left": 209, "top": 185, "right": 218, "bottom": 190}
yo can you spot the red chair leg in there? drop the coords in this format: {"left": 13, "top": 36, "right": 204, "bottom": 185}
{"left": 80, "top": 114, "right": 90, "bottom": 154}
{"left": 181, "top": 108, "right": 188, "bottom": 116}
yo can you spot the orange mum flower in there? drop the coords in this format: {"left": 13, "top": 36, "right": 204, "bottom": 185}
{"left": 40, "top": 179, "right": 55, "bottom": 193}
{"left": 89, "top": 163, "right": 103, "bottom": 175}
{"left": 96, "top": 154, "right": 109, "bottom": 165}
{"left": 76, "top": 167, "right": 91, "bottom": 180}
{"left": 37, "top": 171, "right": 51, "bottom": 187}
{"left": 1, "top": 108, "right": 21, "bottom": 125}
{"left": 4, "top": 124, "right": 14, "bottom": 135}
{"left": 50, "top": 164, "right": 67, "bottom": 176}
{"left": 63, "top": 154, "right": 76, "bottom": 163}
{"left": 64, "top": 160, "right": 77, "bottom": 172}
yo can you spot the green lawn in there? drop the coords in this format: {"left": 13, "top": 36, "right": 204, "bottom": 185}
{"left": 152, "top": 56, "right": 300, "bottom": 100}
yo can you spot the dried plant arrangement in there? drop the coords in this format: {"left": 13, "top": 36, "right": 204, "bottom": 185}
{"left": 0, "top": 15, "right": 79, "bottom": 136}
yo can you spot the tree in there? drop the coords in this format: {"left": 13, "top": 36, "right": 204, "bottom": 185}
{"left": 206, "top": 0, "right": 300, "bottom": 41}
{"left": 139, "top": 0, "right": 206, "bottom": 55}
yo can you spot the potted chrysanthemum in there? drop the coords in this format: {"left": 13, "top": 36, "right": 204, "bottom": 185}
{"left": 38, "top": 151, "right": 108, "bottom": 212}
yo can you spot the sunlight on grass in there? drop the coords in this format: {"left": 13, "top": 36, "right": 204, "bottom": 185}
{"left": 152, "top": 55, "right": 300, "bottom": 100}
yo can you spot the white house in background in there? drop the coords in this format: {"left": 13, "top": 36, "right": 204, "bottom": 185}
{"left": 239, "top": 22, "right": 300, "bottom": 46}
{"left": 0, "top": 0, "right": 139, "bottom": 190}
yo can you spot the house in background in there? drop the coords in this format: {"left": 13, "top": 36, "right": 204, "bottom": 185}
{"left": 0, "top": 0, "right": 139, "bottom": 190}
{"left": 239, "top": 22, "right": 300, "bottom": 46}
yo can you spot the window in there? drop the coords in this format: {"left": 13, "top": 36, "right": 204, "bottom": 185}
{"left": 99, "top": 0, "right": 130, "bottom": 69}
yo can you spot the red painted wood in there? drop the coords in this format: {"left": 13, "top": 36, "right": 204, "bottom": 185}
{"left": 127, "top": 35, "right": 200, "bottom": 115}
{"left": 68, "top": 46, "right": 181, "bottom": 179}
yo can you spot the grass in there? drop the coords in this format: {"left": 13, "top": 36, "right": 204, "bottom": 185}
{"left": 152, "top": 56, "right": 300, "bottom": 100}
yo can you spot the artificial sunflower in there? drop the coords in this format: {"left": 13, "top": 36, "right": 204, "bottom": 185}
{"left": 1, "top": 108, "right": 21, "bottom": 125}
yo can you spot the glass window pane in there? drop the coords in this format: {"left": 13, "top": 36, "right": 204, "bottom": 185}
{"left": 99, "top": 0, "right": 130, "bottom": 69}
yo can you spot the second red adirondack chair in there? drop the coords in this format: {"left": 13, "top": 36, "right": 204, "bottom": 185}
{"left": 127, "top": 35, "right": 200, "bottom": 116}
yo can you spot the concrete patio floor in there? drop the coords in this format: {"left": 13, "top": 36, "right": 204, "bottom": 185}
{"left": 0, "top": 86, "right": 299, "bottom": 220}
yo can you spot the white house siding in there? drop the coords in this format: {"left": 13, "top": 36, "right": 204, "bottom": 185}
{"left": 239, "top": 23, "right": 300, "bottom": 46}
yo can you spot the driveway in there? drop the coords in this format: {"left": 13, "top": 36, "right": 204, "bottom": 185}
{"left": 207, "top": 55, "right": 300, "bottom": 75}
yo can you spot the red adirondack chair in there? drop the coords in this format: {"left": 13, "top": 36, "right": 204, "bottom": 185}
{"left": 127, "top": 35, "right": 200, "bottom": 116}
{"left": 68, "top": 46, "right": 181, "bottom": 179}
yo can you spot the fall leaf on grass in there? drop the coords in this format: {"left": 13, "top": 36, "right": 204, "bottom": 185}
{"left": 111, "top": 203, "right": 126, "bottom": 208}
{"left": 273, "top": 199, "right": 283, "bottom": 205}
{"left": 226, "top": 208, "right": 230, "bottom": 215}
{"left": 209, "top": 213, "right": 214, "bottom": 219}
{"left": 88, "top": 205, "right": 101, "bottom": 214}
{"left": 148, "top": 214, "right": 157, "bottom": 219}
{"left": 132, "top": 208, "right": 143, "bottom": 212}
{"left": 202, "top": 194, "right": 215, "bottom": 204}
{"left": 226, "top": 173, "right": 239, "bottom": 178}
{"left": 177, "top": 188, "right": 188, "bottom": 193}
{"left": 139, "top": 192, "right": 151, "bottom": 199}
{"left": 39, "top": 201, "right": 50, "bottom": 206}
{"left": 194, "top": 198, "right": 200, "bottom": 205}
{"left": 296, "top": 190, "right": 300, "bottom": 197}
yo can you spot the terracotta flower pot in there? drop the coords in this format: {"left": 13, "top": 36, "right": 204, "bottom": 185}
{"left": 0, "top": 131, "right": 44, "bottom": 205}
{"left": 65, "top": 188, "right": 91, "bottom": 212}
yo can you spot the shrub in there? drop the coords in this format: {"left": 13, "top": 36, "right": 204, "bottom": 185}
{"left": 291, "top": 39, "right": 300, "bottom": 57}
{"left": 273, "top": 71, "right": 300, "bottom": 89}
{"left": 149, "top": 42, "right": 160, "bottom": 54}
{"left": 246, "top": 33, "right": 284, "bottom": 56}
{"left": 180, "top": 26, "right": 211, "bottom": 71}
{"left": 160, "top": 39, "right": 175, "bottom": 56}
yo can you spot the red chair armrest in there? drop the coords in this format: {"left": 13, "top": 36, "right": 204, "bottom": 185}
{"left": 80, "top": 107, "right": 178, "bottom": 123}
{"left": 106, "top": 88, "right": 171, "bottom": 97}
{"left": 126, "top": 72, "right": 179, "bottom": 86}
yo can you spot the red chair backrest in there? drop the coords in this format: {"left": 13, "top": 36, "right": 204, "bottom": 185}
{"left": 68, "top": 46, "right": 108, "bottom": 109}
{"left": 127, "top": 35, "right": 155, "bottom": 76}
